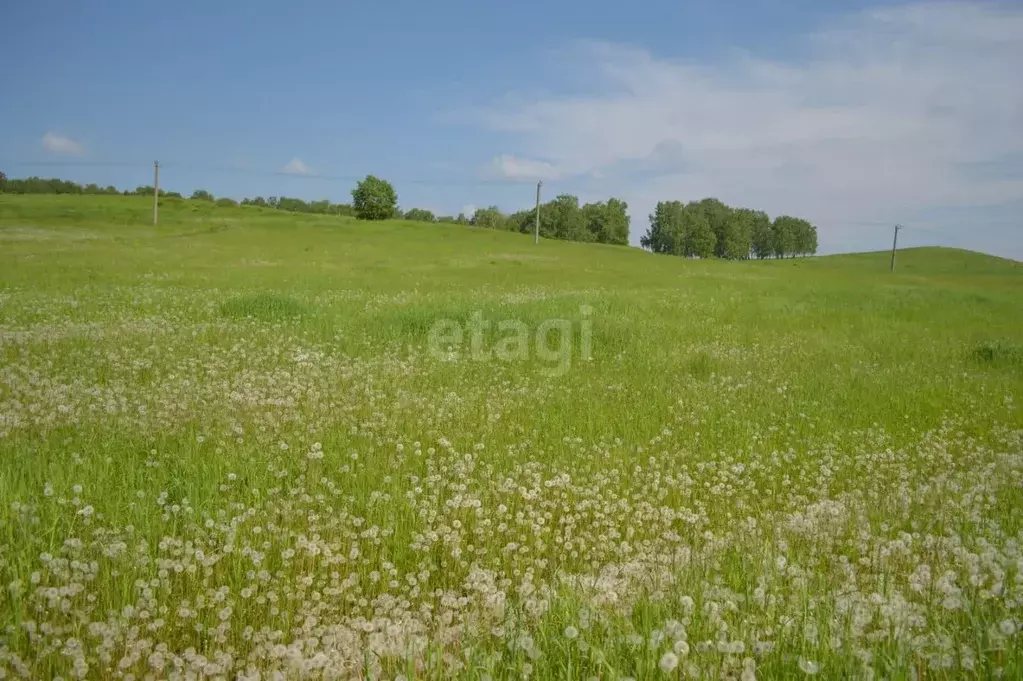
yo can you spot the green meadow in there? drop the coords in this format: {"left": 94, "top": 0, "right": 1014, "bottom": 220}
{"left": 1, "top": 194, "right": 1022, "bottom": 680}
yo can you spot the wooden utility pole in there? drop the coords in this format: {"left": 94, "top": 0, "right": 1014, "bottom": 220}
{"left": 534, "top": 180, "right": 542, "bottom": 245}
{"left": 153, "top": 161, "right": 160, "bottom": 226}
{"left": 890, "top": 224, "right": 901, "bottom": 272}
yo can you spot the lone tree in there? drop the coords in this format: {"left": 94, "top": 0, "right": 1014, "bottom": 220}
{"left": 351, "top": 175, "right": 397, "bottom": 220}
{"left": 0, "top": 170, "right": 7, "bottom": 192}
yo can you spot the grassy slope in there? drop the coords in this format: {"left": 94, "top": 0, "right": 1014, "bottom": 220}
{"left": 2, "top": 193, "right": 1021, "bottom": 472}
{"left": 1, "top": 194, "right": 1022, "bottom": 679}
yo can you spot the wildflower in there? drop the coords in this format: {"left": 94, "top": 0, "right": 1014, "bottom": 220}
{"left": 798, "top": 657, "right": 820, "bottom": 675}
{"left": 741, "top": 657, "right": 757, "bottom": 681}
{"left": 563, "top": 625, "right": 579, "bottom": 640}
{"left": 659, "top": 652, "right": 679, "bottom": 673}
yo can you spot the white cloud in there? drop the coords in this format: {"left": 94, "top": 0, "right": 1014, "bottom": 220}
{"left": 487, "top": 154, "right": 563, "bottom": 181}
{"left": 477, "top": 2, "right": 1023, "bottom": 255}
{"left": 41, "top": 131, "right": 84, "bottom": 155}
{"left": 282, "top": 157, "right": 315, "bottom": 176}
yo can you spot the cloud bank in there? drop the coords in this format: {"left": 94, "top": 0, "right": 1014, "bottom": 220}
{"left": 480, "top": 2, "right": 1023, "bottom": 255}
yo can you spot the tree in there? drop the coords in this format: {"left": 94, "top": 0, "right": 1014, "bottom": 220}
{"left": 505, "top": 209, "right": 534, "bottom": 233}
{"left": 687, "top": 198, "right": 731, "bottom": 257}
{"left": 718, "top": 208, "right": 756, "bottom": 260}
{"left": 470, "top": 206, "right": 504, "bottom": 229}
{"left": 750, "top": 211, "right": 774, "bottom": 259}
{"left": 642, "top": 201, "right": 685, "bottom": 254}
{"left": 790, "top": 218, "right": 818, "bottom": 256}
{"left": 351, "top": 175, "right": 397, "bottom": 220}
{"left": 215, "top": 197, "right": 237, "bottom": 207}
{"left": 278, "top": 197, "right": 309, "bottom": 213}
{"left": 803, "top": 223, "right": 819, "bottom": 256}
{"left": 680, "top": 207, "right": 715, "bottom": 258}
{"left": 0, "top": 170, "right": 7, "bottom": 192}
{"left": 404, "top": 208, "right": 436, "bottom": 222}
{"left": 192, "top": 189, "right": 214, "bottom": 201}
{"left": 582, "top": 198, "right": 630, "bottom": 245}
{"left": 541, "top": 194, "right": 587, "bottom": 240}
{"left": 771, "top": 216, "right": 801, "bottom": 258}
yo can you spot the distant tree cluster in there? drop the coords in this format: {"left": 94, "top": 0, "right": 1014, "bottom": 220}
{"left": 0, "top": 174, "right": 359, "bottom": 216}
{"left": 434, "top": 214, "right": 471, "bottom": 225}
{"left": 0, "top": 171, "right": 815, "bottom": 257}
{"left": 1, "top": 176, "right": 123, "bottom": 196}
{"left": 0, "top": 175, "right": 185, "bottom": 198}
{"left": 467, "top": 195, "right": 630, "bottom": 246}
{"left": 239, "top": 195, "right": 356, "bottom": 216}
{"left": 402, "top": 208, "right": 435, "bottom": 223}
{"left": 642, "top": 198, "right": 817, "bottom": 259}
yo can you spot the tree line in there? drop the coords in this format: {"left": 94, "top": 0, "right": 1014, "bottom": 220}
{"left": 0, "top": 174, "right": 186, "bottom": 199}
{"left": 344, "top": 176, "right": 630, "bottom": 245}
{"left": 0, "top": 173, "right": 351, "bottom": 215}
{"left": 0, "top": 172, "right": 815, "bottom": 256}
{"left": 467, "top": 195, "right": 629, "bottom": 245}
{"left": 642, "top": 198, "right": 817, "bottom": 259}
{"left": 0, "top": 172, "right": 630, "bottom": 246}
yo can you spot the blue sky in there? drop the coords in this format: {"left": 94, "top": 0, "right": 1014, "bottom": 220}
{"left": 2, "top": 0, "right": 1021, "bottom": 258}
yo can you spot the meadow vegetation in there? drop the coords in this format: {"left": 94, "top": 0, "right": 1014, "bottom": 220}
{"left": 1, "top": 194, "right": 1021, "bottom": 679}
{"left": 0, "top": 173, "right": 810, "bottom": 254}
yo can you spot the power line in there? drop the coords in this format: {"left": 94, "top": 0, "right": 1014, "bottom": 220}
{"left": 0, "top": 160, "right": 143, "bottom": 169}
{"left": 1, "top": 159, "right": 543, "bottom": 188}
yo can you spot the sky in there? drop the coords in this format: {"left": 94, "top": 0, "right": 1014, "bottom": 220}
{"left": 1, "top": 0, "right": 1021, "bottom": 258}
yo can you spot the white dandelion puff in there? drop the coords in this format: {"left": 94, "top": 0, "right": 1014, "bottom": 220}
{"left": 798, "top": 657, "right": 820, "bottom": 675}
{"left": 659, "top": 651, "right": 679, "bottom": 674}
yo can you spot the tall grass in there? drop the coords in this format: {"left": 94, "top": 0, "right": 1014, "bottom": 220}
{"left": 1, "top": 194, "right": 1021, "bottom": 679}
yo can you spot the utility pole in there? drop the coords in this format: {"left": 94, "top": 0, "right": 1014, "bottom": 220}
{"left": 153, "top": 161, "right": 160, "bottom": 226}
{"left": 890, "top": 224, "right": 901, "bottom": 272}
{"left": 534, "top": 180, "right": 542, "bottom": 245}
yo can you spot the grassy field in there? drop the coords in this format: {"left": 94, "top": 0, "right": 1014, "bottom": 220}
{"left": 1, "top": 194, "right": 1022, "bottom": 680}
